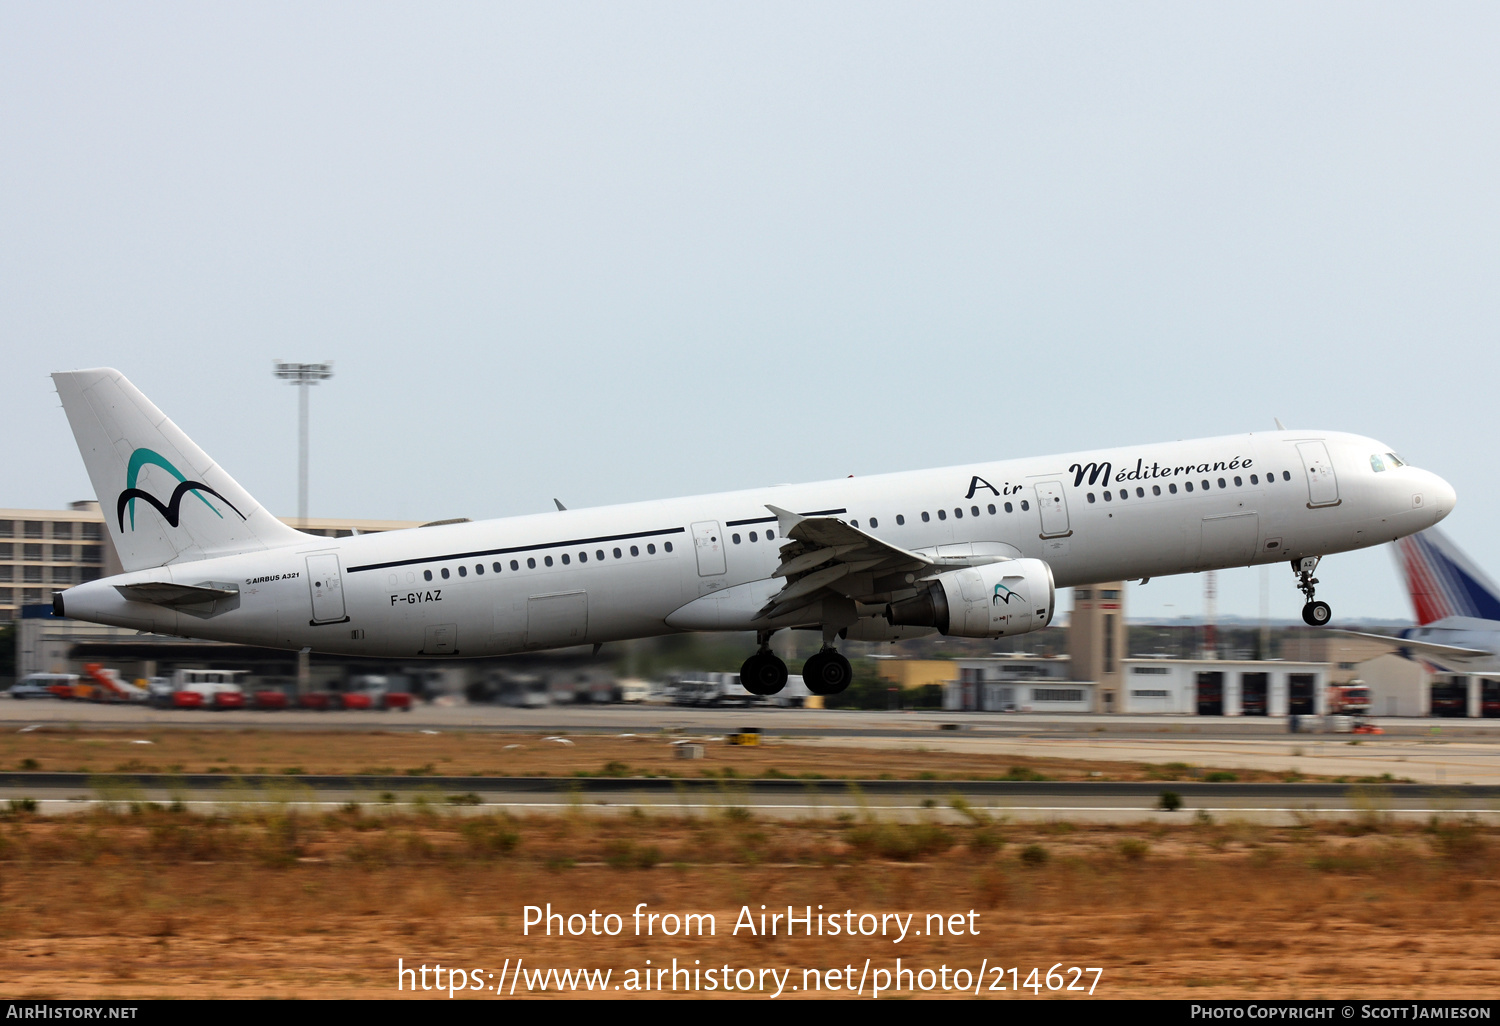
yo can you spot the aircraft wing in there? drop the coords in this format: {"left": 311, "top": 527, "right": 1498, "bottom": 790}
{"left": 753, "top": 505, "right": 984, "bottom": 621}
{"left": 1328, "top": 629, "right": 1492, "bottom": 661}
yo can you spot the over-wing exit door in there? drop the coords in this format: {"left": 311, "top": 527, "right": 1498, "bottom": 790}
{"left": 692, "top": 521, "right": 726, "bottom": 576}
{"left": 1035, "top": 481, "right": 1071, "bottom": 538}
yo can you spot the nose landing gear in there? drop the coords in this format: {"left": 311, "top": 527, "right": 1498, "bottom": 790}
{"left": 1293, "top": 556, "right": 1332, "bottom": 626}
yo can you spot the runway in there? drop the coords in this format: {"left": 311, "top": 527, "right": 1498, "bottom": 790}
{"left": 5, "top": 699, "right": 1500, "bottom": 783}
{"left": 4, "top": 772, "right": 1496, "bottom": 824}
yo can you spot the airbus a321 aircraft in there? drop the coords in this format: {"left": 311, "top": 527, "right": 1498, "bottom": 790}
{"left": 51, "top": 369, "right": 1455, "bottom": 696}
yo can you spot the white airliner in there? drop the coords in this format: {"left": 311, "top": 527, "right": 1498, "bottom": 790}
{"left": 1333, "top": 528, "right": 1500, "bottom": 673}
{"left": 51, "top": 369, "right": 1455, "bottom": 696}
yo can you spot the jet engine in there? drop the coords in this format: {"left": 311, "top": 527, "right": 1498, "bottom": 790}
{"left": 885, "top": 559, "right": 1055, "bottom": 639}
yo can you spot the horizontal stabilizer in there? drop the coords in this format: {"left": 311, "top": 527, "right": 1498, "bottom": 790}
{"left": 115, "top": 582, "right": 239, "bottom": 608}
{"left": 1328, "top": 629, "right": 1492, "bottom": 660}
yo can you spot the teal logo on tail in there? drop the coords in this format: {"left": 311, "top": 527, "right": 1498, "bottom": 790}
{"left": 116, "top": 448, "right": 245, "bottom": 531}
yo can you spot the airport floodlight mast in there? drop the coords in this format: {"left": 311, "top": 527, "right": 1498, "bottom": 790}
{"left": 273, "top": 361, "right": 333, "bottom": 529}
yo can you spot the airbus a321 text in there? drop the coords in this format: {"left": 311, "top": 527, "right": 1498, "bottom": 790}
{"left": 51, "top": 369, "right": 1455, "bottom": 697}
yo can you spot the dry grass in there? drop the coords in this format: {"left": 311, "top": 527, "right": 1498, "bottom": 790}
{"left": 0, "top": 802, "right": 1494, "bottom": 998}
{"left": 0, "top": 728, "right": 1337, "bottom": 782}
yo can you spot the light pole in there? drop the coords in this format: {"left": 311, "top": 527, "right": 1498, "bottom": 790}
{"left": 273, "top": 361, "right": 333, "bottom": 529}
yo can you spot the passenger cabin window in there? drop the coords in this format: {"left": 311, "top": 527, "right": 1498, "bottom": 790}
{"left": 896, "top": 515, "right": 905, "bottom": 525}
{"left": 767, "top": 530, "right": 774, "bottom": 539}
{"left": 749, "top": 531, "right": 758, "bottom": 542}
{"left": 561, "top": 554, "right": 570, "bottom": 565}
{"left": 1004, "top": 502, "right": 1013, "bottom": 513}
{"left": 424, "top": 570, "right": 432, "bottom": 581}
{"left": 1233, "top": 476, "right": 1242, "bottom": 486}
{"left": 441, "top": 568, "right": 450, "bottom": 579}
{"left": 544, "top": 556, "right": 553, "bottom": 567}
{"left": 664, "top": 541, "right": 673, "bottom": 552}
{"left": 1087, "top": 493, "right": 1096, "bottom": 504}
{"left": 630, "top": 546, "right": 639, "bottom": 556}
{"left": 511, "top": 560, "right": 520, "bottom": 570}
{"left": 1282, "top": 471, "right": 1291, "bottom": 481}
{"left": 937, "top": 509, "right": 947, "bottom": 521}
{"left": 921, "top": 512, "right": 930, "bottom": 522}
{"left": 493, "top": 562, "right": 503, "bottom": 573}
{"left": 647, "top": 544, "right": 656, "bottom": 554}
{"left": 870, "top": 517, "right": 879, "bottom": 528}
{"left": 612, "top": 549, "right": 621, "bottom": 559}
{"left": 987, "top": 504, "right": 996, "bottom": 515}
{"left": 458, "top": 566, "right": 467, "bottom": 577}
{"left": 1185, "top": 482, "right": 1193, "bottom": 492}
{"left": 1250, "top": 475, "right": 1258, "bottom": 485}
{"left": 1218, "top": 478, "right": 1226, "bottom": 489}
{"left": 527, "top": 557, "right": 536, "bottom": 568}
{"left": 1020, "top": 500, "right": 1029, "bottom": 511}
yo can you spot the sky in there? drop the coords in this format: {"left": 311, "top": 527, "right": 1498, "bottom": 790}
{"left": 2, "top": 3, "right": 1496, "bottom": 624}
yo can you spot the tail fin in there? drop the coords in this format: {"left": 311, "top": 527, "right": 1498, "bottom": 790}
{"left": 1393, "top": 528, "right": 1500, "bottom": 624}
{"left": 52, "top": 368, "right": 305, "bottom": 572}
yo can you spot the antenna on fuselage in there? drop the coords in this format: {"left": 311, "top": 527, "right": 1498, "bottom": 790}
{"left": 1274, "top": 417, "right": 1286, "bottom": 431}
{"left": 553, "top": 499, "right": 567, "bottom": 511}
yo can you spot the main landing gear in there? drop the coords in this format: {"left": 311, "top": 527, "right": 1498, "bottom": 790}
{"left": 1293, "top": 556, "right": 1332, "bottom": 627}
{"left": 801, "top": 647, "right": 853, "bottom": 696}
{"left": 740, "top": 632, "right": 789, "bottom": 696}
{"left": 738, "top": 631, "right": 854, "bottom": 697}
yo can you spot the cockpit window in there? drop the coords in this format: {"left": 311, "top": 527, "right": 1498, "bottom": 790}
{"left": 1386, "top": 452, "right": 1405, "bottom": 467}
{"left": 1370, "top": 454, "right": 1386, "bottom": 473}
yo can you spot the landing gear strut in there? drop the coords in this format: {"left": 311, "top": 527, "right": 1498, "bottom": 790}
{"left": 1293, "top": 556, "right": 1332, "bottom": 627}
{"left": 740, "top": 631, "right": 788, "bottom": 696}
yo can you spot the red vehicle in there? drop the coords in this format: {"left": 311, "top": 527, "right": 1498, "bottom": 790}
{"left": 298, "top": 692, "right": 331, "bottom": 711}
{"left": 212, "top": 691, "right": 246, "bottom": 710}
{"left": 340, "top": 692, "right": 371, "bottom": 711}
{"left": 253, "top": 691, "right": 288, "bottom": 710}
{"left": 172, "top": 691, "right": 204, "bottom": 709}
{"left": 382, "top": 692, "right": 413, "bottom": 711}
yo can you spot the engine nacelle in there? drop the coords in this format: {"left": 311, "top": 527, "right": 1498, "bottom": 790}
{"left": 885, "top": 559, "right": 1055, "bottom": 639}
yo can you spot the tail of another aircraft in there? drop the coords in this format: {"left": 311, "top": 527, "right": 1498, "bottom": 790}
{"left": 53, "top": 368, "right": 306, "bottom": 573}
{"left": 1393, "top": 528, "right": 1500, "bottom": 625}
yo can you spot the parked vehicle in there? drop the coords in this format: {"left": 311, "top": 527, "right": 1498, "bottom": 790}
{"left": 8, "top": 674, "right": 75, "bottom": 699}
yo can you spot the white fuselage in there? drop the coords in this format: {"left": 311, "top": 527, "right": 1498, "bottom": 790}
{"left": 59, "top": 430, "right": 1453, "bottom": 658}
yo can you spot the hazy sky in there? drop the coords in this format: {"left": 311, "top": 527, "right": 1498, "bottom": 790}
{"left": 3, "top": 4, "right": 1496, "bottom": 623}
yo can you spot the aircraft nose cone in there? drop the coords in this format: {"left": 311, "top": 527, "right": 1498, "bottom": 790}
{"left": 1428, "top": 474, "right": 1452, "bottom": 516}
{"left": 1426, "top": 471, "right": 1457, "bottom": 521}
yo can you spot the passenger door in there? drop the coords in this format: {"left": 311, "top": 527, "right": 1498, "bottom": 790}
{"left": 1297, "top": 441, "right": 1340, "bottom": 507}
{"left": 305, "top": 554, "right": 347, "bottom": 624}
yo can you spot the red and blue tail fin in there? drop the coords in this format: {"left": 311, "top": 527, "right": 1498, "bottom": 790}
{"left": 1393, "top": 528, "right": 1500, "bottom": 624}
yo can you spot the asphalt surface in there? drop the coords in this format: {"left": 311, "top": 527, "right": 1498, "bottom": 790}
{"left": 5, "top": 773, "right": 1495, "bottom": 823}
